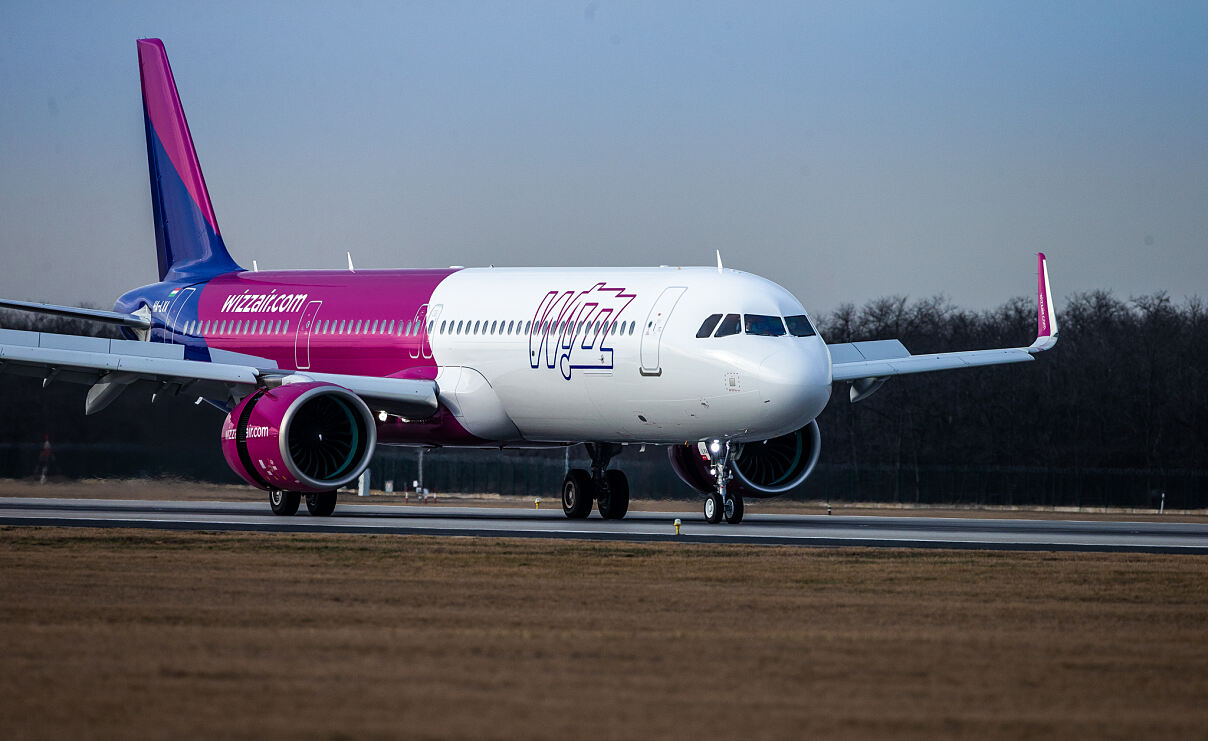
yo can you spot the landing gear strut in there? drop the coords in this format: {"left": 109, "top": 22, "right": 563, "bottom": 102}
{"left": 561, "top": 443, "right": 630, "bottom": 520}
{"left": 703, "top": 439, "right": 744, "bottom": 525}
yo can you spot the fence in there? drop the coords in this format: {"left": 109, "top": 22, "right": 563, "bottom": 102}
{"left": 1, "top": 442, "right": 1205, "bottom": 509}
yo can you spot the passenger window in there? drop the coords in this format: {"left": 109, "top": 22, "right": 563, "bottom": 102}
{"left": 744, "top": 314, "right": 786, "bottom": 336}
{"left": 456, "top": 320, "right": 464, "bottom": 334}
{"left": 628, "top": 321, "right": 636, "bottom": 336}
{"left": 696, "top": 314, "right": 722, "bottom": 338}
{"left": 784, "top": 315, "right": 817, "bottom": 337}
{"left": 284, "top": 321, "right": 290, "bottom": 333}
{"left": 474, "top": 320, "right": 481, "bottom": 334}
{"left": 525, "top": 320, "right": 532, "bottom": 333}
{"left": 491, "top": 320, "right": 498, "bottom": 334}
{"left": 440, "top": 320, "right": 447, "bottom": 333}
{"left": 714, "top": 314, "right": 740, "bottom": 337}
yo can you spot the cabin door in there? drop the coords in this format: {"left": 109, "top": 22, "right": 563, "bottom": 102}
{"left": 639, "top": 286, "right": 686, "bottom": 376}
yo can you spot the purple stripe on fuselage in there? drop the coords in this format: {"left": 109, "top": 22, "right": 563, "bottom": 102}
{"left": 196, "top": 269, "right": 457, "bottom": 378}
{"left": 137, "top": 39, "right": 220, "bottom": 235}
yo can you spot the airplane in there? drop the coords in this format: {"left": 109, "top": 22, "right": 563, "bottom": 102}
{"left": 0, "top": 39, "right": 1058, "bottom": 524}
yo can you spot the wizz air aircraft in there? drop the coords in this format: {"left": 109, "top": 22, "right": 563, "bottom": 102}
{"left": 0, "top": 39, "right": 1058, "bottom": 523}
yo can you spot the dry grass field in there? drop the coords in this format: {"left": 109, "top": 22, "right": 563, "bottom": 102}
{"left": 0, "top": 527, "right": 1206, "bottom": 740}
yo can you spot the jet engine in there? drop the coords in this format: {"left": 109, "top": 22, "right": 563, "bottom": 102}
{"left": 220, "top": 382, "right": 377, "bottom": 493}
{"left": 668, "top": 420, "right": 821, "bottom": 498}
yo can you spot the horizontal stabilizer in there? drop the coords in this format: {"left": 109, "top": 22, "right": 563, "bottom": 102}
{"left": 0, "top": 298, "right": 151, "bottom": 330}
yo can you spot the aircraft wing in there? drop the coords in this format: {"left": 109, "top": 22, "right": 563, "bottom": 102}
{"left": 0, "top": 327, "right": 438, "bottom": 418}
{"left": 828, "top": 253, "right": 1058, "bottom": 401}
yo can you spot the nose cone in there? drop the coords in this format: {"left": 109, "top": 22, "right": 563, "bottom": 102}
{"left": 756, "top": 338, "right": 832, "bottom": 436}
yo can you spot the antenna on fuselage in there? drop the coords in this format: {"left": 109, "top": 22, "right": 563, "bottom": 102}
{"left": 252, "top": 260, "right": 259, "bottom": 272}
{"left": 347, "top": 252, "right": 356, "bottom": 273}
{"left": 716, "top": 250, "right": 724, "bottom": 273}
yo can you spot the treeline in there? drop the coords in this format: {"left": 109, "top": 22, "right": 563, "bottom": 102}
{"left": 1, "top": 294, "right": 1205, "bottom": 506}
{"left": 813, "top": 291, "right": 1208, "bottom": 507}
{"left": 0, "top": 310, "right": 230, "bottom": 481}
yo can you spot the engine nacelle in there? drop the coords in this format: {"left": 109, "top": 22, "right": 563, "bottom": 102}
{"left": 668, "top": 420, "right": 822, "bottom": 498}
{"left": 221, "top": 382, "right": 377, "bottom": 493}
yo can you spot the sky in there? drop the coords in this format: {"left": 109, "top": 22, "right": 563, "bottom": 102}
{"left": 1, "top": 1, "right": 1205, "bottom": 318}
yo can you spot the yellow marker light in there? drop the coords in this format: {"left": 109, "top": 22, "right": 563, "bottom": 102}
{"left": 535, "top": 498, "right": 541, "bottom": 509}
{"left": 674, "top": 518, "right": 681, "bottom": 536}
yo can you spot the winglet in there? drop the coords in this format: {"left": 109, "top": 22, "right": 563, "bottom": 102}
{"left": 1028, "top": 252, "right": 1058, "bottom": 352}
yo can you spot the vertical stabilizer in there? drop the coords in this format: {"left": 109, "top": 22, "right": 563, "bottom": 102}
{"left": 138, "top": 38, "right": 242, "bottom": 281}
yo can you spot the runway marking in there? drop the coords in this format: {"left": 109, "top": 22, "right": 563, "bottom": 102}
{"left": 2, "top": 497, "right": 1207, "bottom": 554}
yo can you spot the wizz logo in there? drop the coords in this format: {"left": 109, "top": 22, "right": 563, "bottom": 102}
{"left": 529, "top": 283, "right": 635, "bottom": 380}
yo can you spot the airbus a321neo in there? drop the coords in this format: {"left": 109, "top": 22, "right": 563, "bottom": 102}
{"left": 0, "top": 39, "right": 1058, "bottom": 523}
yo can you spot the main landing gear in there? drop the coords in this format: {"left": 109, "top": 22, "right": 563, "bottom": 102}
{"left": 269, "top": 489, "right": 337, "bottom": 517}
{"left": 562, "top": 443, "right": 630, "bottom": 520}
{"left": 703, "top": 439, "right": 744, "bottom": 525}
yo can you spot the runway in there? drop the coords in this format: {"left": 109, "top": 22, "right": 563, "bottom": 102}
{"left": 2, "top": 496, "right": 1206, "bottom": 553}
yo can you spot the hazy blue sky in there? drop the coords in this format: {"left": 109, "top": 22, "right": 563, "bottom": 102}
{"left": 1, "top": 1, "right": 1205, "bottom": 317}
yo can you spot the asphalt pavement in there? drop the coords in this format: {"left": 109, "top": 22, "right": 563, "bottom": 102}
{"left": 1, "top": 497, "right": 1206, "bottom": 553}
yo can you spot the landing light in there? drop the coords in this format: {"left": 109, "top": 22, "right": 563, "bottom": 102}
{"left": 377, "top": 411, "right": 388, "bottom": 422}
{"left": 709, "top": 440, "right": 721, "bottom": 454}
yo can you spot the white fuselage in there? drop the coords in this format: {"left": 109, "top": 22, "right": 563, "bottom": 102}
{"left": 426, "top": 267, "right": 833, "bottom": 445}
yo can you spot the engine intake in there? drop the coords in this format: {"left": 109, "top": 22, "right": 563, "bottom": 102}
{"left": 221, "top": 382, "right": 376, "bottom": 493}
{"left": 668, "top": 420, "right": 821, "bottom": 498}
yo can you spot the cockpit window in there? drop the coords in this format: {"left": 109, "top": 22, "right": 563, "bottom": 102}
{"left": 714, "top": 314, "right": 741, "bottom": 337}
{"left": 784, "top": 314, "right": 817, "bottom": 337}
{"left": 744, "top": 314, "right": 786, "bottom": 337}
{"left": 696, "top": 314, "right": 722, "bottom": 338}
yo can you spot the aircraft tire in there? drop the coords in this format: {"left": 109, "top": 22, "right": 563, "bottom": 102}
{"left": 598, "top": 470, "right": 630, "bottom": 520}
{"left": 725, "top": 494, "right": 744, "bottom": 524}
{"left": 704, "top": 493, "right": 723, "bottom": 524}
{"left": 562, "top": 469, "right": 595, "bottom": 519}
{"left": 306, "top": 491, "right": 338, "bottom": 517}
{"left": 269, "top": 490, "right": 300, "bottom": 516}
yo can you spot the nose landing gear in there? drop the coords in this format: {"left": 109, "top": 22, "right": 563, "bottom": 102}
{"left": 561, "top": 443, "right": 630, "bottom": 520}
{"left": 703, "top": 439, "right": 744, "bottom": 525}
